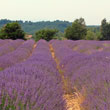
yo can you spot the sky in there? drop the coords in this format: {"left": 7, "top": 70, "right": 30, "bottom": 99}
{"left": 0, "top": 0, "right": 110, "bottom": 25}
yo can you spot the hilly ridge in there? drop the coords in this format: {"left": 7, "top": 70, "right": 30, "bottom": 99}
{"left": 0, "top": 19, "right": 99, "bottom": 35}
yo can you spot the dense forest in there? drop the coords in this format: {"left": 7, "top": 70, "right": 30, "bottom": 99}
{"left": 0, "top": 19, "right": 100, "bottom": 35}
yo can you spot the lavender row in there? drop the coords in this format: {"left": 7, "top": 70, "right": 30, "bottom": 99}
{"left": 51, "top": 40, "right": 110, "bottom": 77}
{"left": 50, "top": 40, "right": 74, "bottom": 61}
{"left": 0, "top": 39, "right": 12, "bottom": 47}
{"left": 0, "top": 39, "right": 24, "bottom": 57}
{"left": 0, "top": 40, "right": 65, "bottom": 110}
{"left": 56, "top": 40, "right": 110, "bottom": 109}
{"left": 70, "top": 61, "right": 110, "bottom": 110}
{"left": 63, "top": 40, "right": 110, "bottom": 54}
{"left": 0, "top": 40, "right": 35, "bottom": 70}
{"left": 60, "top": 50, "right": 110, "bottom": 78}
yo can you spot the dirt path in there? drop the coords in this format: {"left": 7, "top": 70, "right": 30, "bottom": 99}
{"left": 49, "top": 44, "right": 84, "bottom": 110}
{"left": 29, "top": 43, "right": 37, "bottom": 56}
{"left": 23, "top": 43, "right": 37, "bottom": 62}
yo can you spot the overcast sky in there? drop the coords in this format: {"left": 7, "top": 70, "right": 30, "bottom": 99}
{"left": 0, "top": 0, "right": 110, "bottom": 25}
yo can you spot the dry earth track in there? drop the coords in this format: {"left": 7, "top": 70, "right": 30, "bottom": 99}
{"left": 49, "top": 44, "right": 84, "bottom": 110}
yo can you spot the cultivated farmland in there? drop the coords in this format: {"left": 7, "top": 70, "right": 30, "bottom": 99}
{"left": 0, "top": 39, "right": 110, "bottom": 110}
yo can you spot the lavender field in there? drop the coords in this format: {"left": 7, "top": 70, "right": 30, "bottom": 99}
{"left": 0, "top": 39, "right": 110, "bottom": 110}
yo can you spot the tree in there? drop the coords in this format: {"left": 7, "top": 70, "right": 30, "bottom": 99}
{"left": 85, "top": 30, "right": 97, "bottom": 40}
{"left": 34, "top": 28, "right": 58, "bottom": 41}
{"left": 65, "top": 18, "right": 87, "bottom": 40}
{"left": 0, "top": 22, "right": 25, "bottom": 40}
{"left": 100, "top": 19, "right": 110, "bottom": 40}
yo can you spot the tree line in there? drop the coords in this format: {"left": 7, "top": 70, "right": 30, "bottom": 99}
{"left": 0, "top": 18, "right": 110, "bottom": 41}
{"left": 0, "top": 19, "right": 99, "bottom": 35}
{"left": 0, "top": 19, "right": 72, "bottom": 34}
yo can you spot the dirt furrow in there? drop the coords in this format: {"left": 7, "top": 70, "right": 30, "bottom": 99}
{"left": 49, "top": 44, "right": 84, "bottom": 110}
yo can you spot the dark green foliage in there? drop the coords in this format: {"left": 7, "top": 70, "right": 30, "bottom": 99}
{"left": 0, "top": 19, "right": 72, "bottom": 35}
{"left": 65, "top": 18, "right": 87, "bottom": 40}
{"left": 87, "top": 26, "right": 102, "bottom": 40}
{"left": 0, "top": 19, "right": 101, "bottom": 40}
{"left": 0, "top": 19, "right": 100, "bottom": 36}
{"left": 0, "top": 22, "right": 25, "bottom": 40}
{"left": 53, "top": 32, "right": 66, "bottom": 40}
{"left": 34, "top": 29, "right": 58, "bottom": 41}
{"left": 87, "top": 25, "right": 100, "bottom": 33}
{"left": 85, "top": 29, "right": 102, "bottom": 40}
{"left": 85, "top": 30, "right": 97, "bottom": 40}
{"left": 100, "top": 19, "right": 110, "bottom": 40}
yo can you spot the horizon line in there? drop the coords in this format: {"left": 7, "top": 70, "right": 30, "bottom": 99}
{"left": 0, "top": 18, "right": 101, "bottom": 26}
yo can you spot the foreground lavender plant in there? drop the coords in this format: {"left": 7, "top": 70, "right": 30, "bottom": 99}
{"left": 0, "top": 40, "right": 35, "bottom": 70}
{"left": 70, "top": 62, "right": 110, "bottom": 110}
{"left": 0, "top": 39, "right": 12, "bottom": 47}
{"left": 1, "top": 39, "right": 110, "bottom": 110}
{"left": 0, "top": 39, "right": 24, "bottom": 57}
{"left": 0, "top": 39, "right": 65, "bottom": 110}
{"left": 51, "top": 40, "right": 110, "bottom": 110}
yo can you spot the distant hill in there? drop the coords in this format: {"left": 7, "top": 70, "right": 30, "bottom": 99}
{"left": 0, "top": 19, "right": 100, "bottom": 35}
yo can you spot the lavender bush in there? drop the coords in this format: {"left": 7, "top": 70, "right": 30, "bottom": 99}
{"left": 0, "top": 39, "right": 65, "bottom": 110}
{"left": 0, "top": 39, "right": 24, "bottom": 57}
{"left": 0, "top": 39, "right": 110, "bottom": 110}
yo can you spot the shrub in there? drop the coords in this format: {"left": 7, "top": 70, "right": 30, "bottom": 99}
{"left": 34, "top": 28, "right": 58, "bottom": 41}
{"left": 0, "top": 22, "right": 25, "bottom": 40}
{"left": 65, "top": 18, "right": 87, "bottom": 40}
